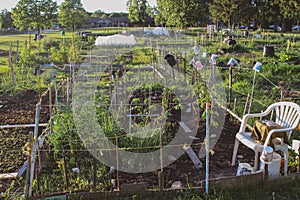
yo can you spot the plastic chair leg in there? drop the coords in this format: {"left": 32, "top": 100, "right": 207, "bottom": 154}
{"left": 232, "top": 138, "right": 239, "bottom": 166}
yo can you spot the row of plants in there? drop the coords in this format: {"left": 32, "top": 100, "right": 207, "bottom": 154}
{"left": 1, "top": 28, "right": 300, "bottom": 198}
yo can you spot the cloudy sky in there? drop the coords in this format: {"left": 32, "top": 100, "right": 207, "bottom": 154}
{"left": 0, "top": 0, "right": 157, "bottom": 13}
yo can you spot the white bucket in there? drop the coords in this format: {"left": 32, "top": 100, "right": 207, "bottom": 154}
{"left": 268, "top": 152, "right": 281, "bottom": 177}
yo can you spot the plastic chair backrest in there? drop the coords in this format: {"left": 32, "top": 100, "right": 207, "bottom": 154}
{"left": 271, "top": 102, "right": 300, "bottom": 139}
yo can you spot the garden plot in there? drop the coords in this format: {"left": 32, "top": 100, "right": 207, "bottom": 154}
{"left": 2, "top": 31, "right": 300, "bottom": 197}
{"left": 31, "top": 38, "right": 258, "bottom": 195}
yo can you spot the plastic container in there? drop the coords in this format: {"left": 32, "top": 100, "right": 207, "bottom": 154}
{"left": 236, "top": 163, "right": 253, "bottom": 176}
{"left": 260, "top": 152, "right": 282, "bottom": 177}
{"left": 268, "top": 153, "right": 281, "bottom": 177}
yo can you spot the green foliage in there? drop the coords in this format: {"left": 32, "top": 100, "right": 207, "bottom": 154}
{"left": 48, "top": 107, "right": 80, "bottom": 158}
{"left": 278, "top": 51, "right": 300, "bottom": 62}
{"left": 209, "top": 0, "right": 252, "bottom": 29}
{"left": 41, "top": 37, "right": 61, "bottom": 51}
{"left": 127, "top": 0, "right": 152, "bottom": 26}
{"left": 58, "top": 0, "right": 88, "bottom": 31}
{"left": 11, "top": 0, "right": 58, "bottom": 33}
{"left": 0, "top": 9, "right": 13, "bottom": 30}
{"left": 157, "top": 0, "right": 210, "bottom": 28}
{"left": 49, "top": 35, "right": 82, "bottom": 64}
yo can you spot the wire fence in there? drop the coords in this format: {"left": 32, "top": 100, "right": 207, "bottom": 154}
{"left": 1, "top": 32, "right": 300, "bottom": 197}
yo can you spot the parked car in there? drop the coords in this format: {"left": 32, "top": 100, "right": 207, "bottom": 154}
{"left": 269, "top": 25, "right": 281, "bottom": 31}
{"left": 238, "top": 24, "right": 256, "bottom": 30}
{"left": 292, "top": 25, "right": 300, "bottom": 30}
{"left": 238, "top": 25, "right": 248, "bottom": 29}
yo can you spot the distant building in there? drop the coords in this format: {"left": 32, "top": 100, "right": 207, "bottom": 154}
{"left": 84, "top": 17, "right": 130, "bottom": 28}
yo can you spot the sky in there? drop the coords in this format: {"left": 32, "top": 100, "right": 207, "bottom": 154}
{"left": 0, "top": 0, "right": 157, "bottom": 13}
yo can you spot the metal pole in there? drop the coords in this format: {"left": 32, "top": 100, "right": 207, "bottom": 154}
{"left": 129, "top": 103, "right": 132, "bottom": 134}
{"left": 28, "top": 103, "right": 41, "bottom": 196}
{"left": 205, "top": 102, "right": 210, "bottom": 194}
{"left": 25, "top": 132, "right": 33, "bottom": 199}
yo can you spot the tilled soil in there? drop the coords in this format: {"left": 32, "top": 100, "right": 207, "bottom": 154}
{"left": 0, "top": 90, "right": 255, "bottom": 190}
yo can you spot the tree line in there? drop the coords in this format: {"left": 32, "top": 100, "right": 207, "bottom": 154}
{"left": 0, "top": 0, "right": 299, "bottom": 33}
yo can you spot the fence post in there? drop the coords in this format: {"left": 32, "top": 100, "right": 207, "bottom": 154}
{"left": 15, "top": 40, "right": 19, "bottom": 64}
{"left": 228, "top": 67, "right": 233, "bottom": 109}
{"left": 9, "top": 42, "right": 16, "bottom": 85}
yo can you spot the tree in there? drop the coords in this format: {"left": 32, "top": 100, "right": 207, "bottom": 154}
{"left": 91, "top": 10, "right": 106, "bottom": 18}
{"left": 156, "top": 0, "right": 211, "bottom": 29}
{"left": 0, "top": 9, "right": 13, "bottom": 30}
{"left": 254, "top": 0, "right": 299, "bottom": 32}
{"left": 209, "top": 0, "right": 251, "bottom": 29}
{"left": 277, "top": 0, "right": 299, "bottom": 31}
{"left": 11, "top": 0, "right": 57, "bottom": 34}
{"left": 58, "top": 0, "right": 88, "bottom": 31}
{"left": 127, "top": 0, "right": 152, "bottom": 26}
{"left": 108, "top": 12, "right": 128, "bottom": 18}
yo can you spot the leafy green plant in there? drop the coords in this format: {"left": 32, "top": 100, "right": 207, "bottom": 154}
{"left": 278, "top": 51, "right": 299, "bottom": 62}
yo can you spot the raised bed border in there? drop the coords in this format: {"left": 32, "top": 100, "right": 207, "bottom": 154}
{"left": 28, "top": 171, "right": 300, "bottom": 200}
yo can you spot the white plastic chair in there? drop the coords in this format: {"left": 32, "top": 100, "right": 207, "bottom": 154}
{"left": 231, "top": 102, "right": 300, "bottom": 176}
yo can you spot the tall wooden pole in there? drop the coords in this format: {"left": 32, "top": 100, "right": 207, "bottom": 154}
{"left": 9, "top": 43, "right": 16, "bottom": 85}
{"left": 248, "top": 70, "right": 257, "bottom": 114}
{"left": 228, "top": 67, "right": 233, "bottom": 109}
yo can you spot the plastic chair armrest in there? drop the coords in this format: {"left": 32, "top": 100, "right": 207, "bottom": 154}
{"left": 263, "top": 127, "right": 295, "bottom": 147}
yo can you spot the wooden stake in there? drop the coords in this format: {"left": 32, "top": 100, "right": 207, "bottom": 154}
{"left": 192, "top": 66, "right": 195, "bottom": 85}
{"left": 228, "top": 67, "right": 233, "bottom": 109}
{"left": 183, "top": 57, "right": 186, "bottom": 82}
{"left": 243, "top": 93, "right": 250, "bottom": 116}
{"left": 15, "top": 40, "right": 19, "bottom": 64}
{"left": 158, "top": 171, "right": 164, "bottom": 192}
{"left": 63, "top": 152, "right": 70, "bottom": 192}
{"left": 9, "top": 42, "right": 16, "bottom": 84}
{"left": 233, "top": 98, "right": 237, "bottom": 113}
{"left": 93, "top": 147, "right": 97, "bottom": 191}
{"left": 49, "top": 85, "right": 53, "bottom": 134}
{"left": 115, "top": 134, "right": 120, "bottom": 191}
{"left": 297, "top": 147, "right": 300, "bottom": 173}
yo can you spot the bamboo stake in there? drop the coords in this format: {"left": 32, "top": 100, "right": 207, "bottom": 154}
{"left": 66, "top": 77, "right": 69, "bottom": 103}
{"left": 297, "top": 146, "right": 300, "bottom": 173}
{"left": 49, "top": 85, "right": 53, "bottom": 134}
{"left": 233, "top": 98, "right": 237, "bottom": 113}
{"left": 115, "top": 134, "right": 120, "bottom": 191}
{"left": 15, "top": 40, "right": 19, "bottom": 64}
{"left": 93, "top": 144, "right": 97, "bottom": 191}
{"left": 63, "top": 151, "right": 70, "bottom": 192}
{"left": 0, "top": 124, "right": 47, "bottom": 129}
{"left": 243, "top": 93, "right": 250, "bottom": 116}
